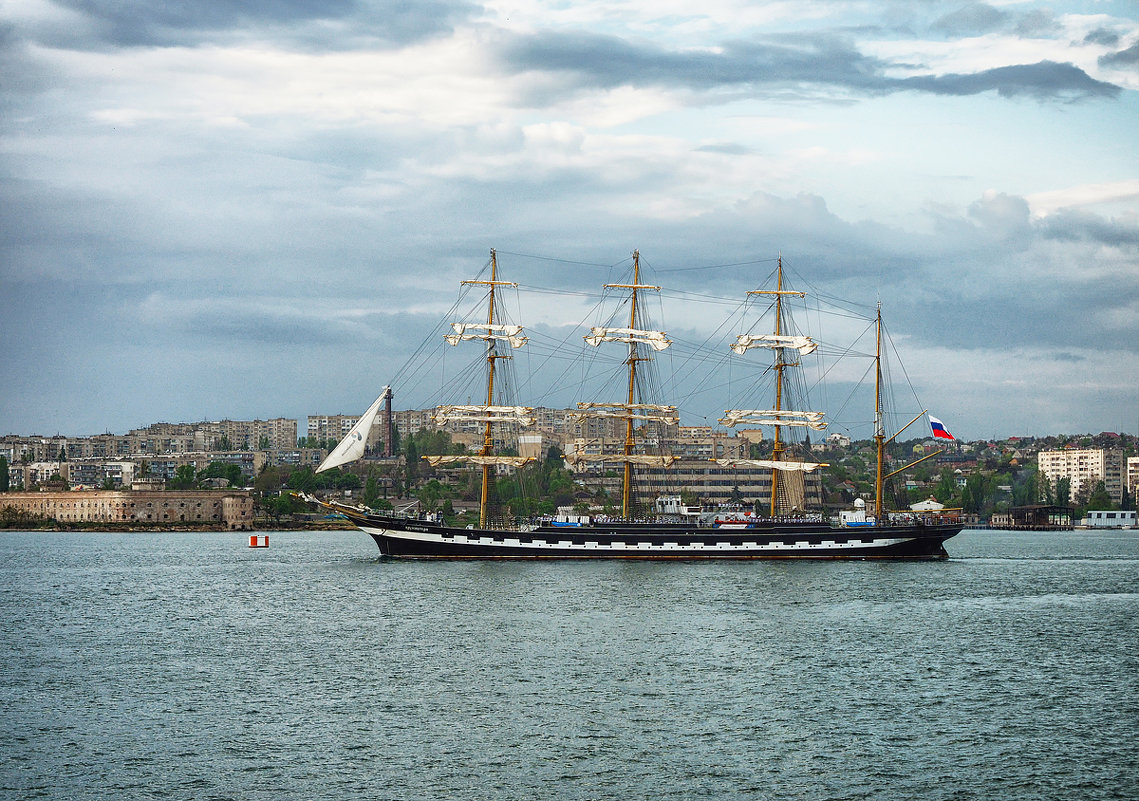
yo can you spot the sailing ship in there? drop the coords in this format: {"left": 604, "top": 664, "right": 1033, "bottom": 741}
{"left": 306, "top": 250, "right": 964, "bottom": 559}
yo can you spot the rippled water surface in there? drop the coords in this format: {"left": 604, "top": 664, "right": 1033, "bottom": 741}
{"left": 2, "top": 529, "right": 1137, "bottom": 800}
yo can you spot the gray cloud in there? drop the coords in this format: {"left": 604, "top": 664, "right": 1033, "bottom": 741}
{"left": 1, "top": 5, "right": 1135, "bottom": 439}
{"left": 500, "top": 32, "right": 1120, "bottom": 102}
{"left": 1084, "top": 28, "right": 1121, "bottom": 47}
{"left": 930, "top": 3, "right": 1009, "bottom": 37}
{"left": 3, "top": 181, "right": 1136, "bottom": 437}
{"left": 23, "top": 0, "right": 478, "bottom": 51}
{"left": 1038, "top": 209, "right": 1139, "bottom": 246}
{"left": 1099, "top": 41, "right": 1139, "bottom": 68}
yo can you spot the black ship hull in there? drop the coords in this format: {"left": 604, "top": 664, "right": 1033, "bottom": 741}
{"left": 327, "top": 505, "right": 962, "bottom": 560}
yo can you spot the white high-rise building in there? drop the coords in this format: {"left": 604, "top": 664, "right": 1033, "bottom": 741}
{"left": 1038, "top": 448, "right": 1124, "bottom": 504}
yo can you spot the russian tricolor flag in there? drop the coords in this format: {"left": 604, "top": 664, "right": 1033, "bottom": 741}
{"left": 928, "top": 415, "right": 955, "bottom": 441}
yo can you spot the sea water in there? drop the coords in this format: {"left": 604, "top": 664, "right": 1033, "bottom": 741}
{"left": 1, "top": 529, "right": 1136, "bottom": 800}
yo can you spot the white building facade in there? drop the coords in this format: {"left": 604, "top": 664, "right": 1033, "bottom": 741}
{"left": 1038, "top": 448, "right": 1125, "bottom": 504}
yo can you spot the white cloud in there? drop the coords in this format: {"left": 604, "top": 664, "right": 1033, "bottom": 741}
{"left": 1027, "top": 179, "right": 1139, "bottom": 217}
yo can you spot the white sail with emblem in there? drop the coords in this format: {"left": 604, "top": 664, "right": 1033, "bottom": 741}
{"left": 315, "top": 392, "right": 386, "bottom": 473}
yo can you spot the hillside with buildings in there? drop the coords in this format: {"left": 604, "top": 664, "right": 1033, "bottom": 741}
{"left": 2, "top": 412, "right": 1136, "bottom": 530}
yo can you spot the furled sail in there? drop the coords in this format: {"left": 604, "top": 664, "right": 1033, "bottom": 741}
{"left": 576, "top": 402, "right": 679, "bottom": 424}
{"left": 564, "top": 453, "right": 678, "bottom": 467}
{"left": 432, "top": 405, "right": 536, "bottom": 426}
{"left": 719, "top": 409, "right": 827, "bottom": 430}
{"left": 583, "top": 327, "right": 671, "bottom": 351}
{"left": 730, "top": 334, "right": 817, "bottom": 355}
{"left": 712, "top": 458, "right": 828, "bottom": 473}
{"left": 315, "top": 392, "right": 387, "bottom": 473}
{"left": 444, "top": 323, "right": 527, "bottom": 349}
{"left": 423, "top": 455, "right": 535, "bottom": 467}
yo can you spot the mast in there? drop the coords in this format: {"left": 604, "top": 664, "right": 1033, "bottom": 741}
{"left": 750, "top": 256, "right": 804, "bottom": 516}
{"left": 579, "top": 250, "right": 676, "bottom": 519}
{"left": 621, "top": 251, "right": 642, "bottom": 517}
{"left": 771, "top": 257, "right": 786, "bottom": 515}
{"left": 479, "top": 250, "right": 502, "bottom": 527}
{"left": 874, "top": 302, "right": 885, "bottom": 521}
{"left": 720, "top": 255, "right": 825, "bottom": 515}
{"left": 437, "top": 248, "right": 533, "bottom": 528}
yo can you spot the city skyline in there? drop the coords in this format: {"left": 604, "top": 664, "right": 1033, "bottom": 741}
{"left": 2, "top": 1, "right": 1137, "bottom": 440}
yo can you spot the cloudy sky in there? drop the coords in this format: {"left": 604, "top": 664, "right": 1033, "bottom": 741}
{"left": 2, "top": 0, "right": 1137, "bottom": 442}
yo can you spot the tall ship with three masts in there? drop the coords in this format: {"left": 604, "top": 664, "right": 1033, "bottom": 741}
{"left": 306, "top": 250, "right": 964, "bottom": 559}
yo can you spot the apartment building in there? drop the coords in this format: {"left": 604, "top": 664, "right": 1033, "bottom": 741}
{"left": 637, "top": 460, "right": 824, "bottom": 511}
{"left": 1, "top": 418, "right": 298, "bottom": 462}
{"left": 307, "top": 414, "right": 383, "bottom": 448}
{"left": 1038, "top": 448, "right": 1125, "bottom": 504}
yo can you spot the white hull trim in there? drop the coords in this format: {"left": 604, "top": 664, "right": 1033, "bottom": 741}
{"left": 361, "top": 525, "right": 913, "bottom": 554}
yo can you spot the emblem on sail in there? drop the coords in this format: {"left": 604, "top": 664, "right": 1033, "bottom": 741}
{"left": 314, "top": 391, "right": 388, "bottom": 473}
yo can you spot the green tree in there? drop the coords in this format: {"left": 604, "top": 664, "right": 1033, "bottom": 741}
{"left": 254, "top": 466, "right": 283, "bottom": 494}
{"left": 286, "top": 468, "right": 316, "bottom": 492}
{"left": 404, "top": 439, "right": 419, "bottom": 489}
{"left": 0, "top": 456, "right": 7, "bottom": 492}
{"left": 167, "top": 464, "right": 198, "bottom": 490}
{"left": 1056, "top": 476, "right": 1071, "bottom": 507}
{"left": 363, "top": 472, "right": 383, "bottom": 508}
{"left": 1011, "top": 469, "right": 1038, "bottom": 507}
{"left": 934, "top": 469, "right": 959, "bottom": 506}
{"left": 961, "top": 473, "right": 994, "bottom": 515}
{"left": 268, "top": 492, "right": 306, "bottom": 519}
{"left": 545, "top": 446, "right": 564, "bottom": 471}
{"left": 200, "top": 461, "right": 245, "bottom": 487}
{"left": 1085, "top": 480, "right": 1114, "bottom": 511}
{"left": 333, "top": 471, "right": 361, "bottom": 491}
{"left": 416, "top": 479, "right": 448, "bottom": 512}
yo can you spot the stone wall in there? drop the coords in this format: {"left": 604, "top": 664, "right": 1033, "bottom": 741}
{"left": 0, "top": 490, "right": 253, "bottom": 530}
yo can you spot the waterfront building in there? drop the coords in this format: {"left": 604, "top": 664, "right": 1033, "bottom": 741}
{"left": 1081, "top": 510, "right": 1137, "bottom": 529}
{"left": 0, "top": 489, "right": 253, "bottom": 529}
{"left": 990, "top": 505, "right": 1074, "bottom": 530}
{"left": 1038, "top": 448, "right": 1125, "bottom": 504}
{"left": 1128, "top": 456, "right": 1139, "bottom": 498}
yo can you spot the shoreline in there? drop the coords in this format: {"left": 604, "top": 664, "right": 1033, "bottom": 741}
{"left": 0, "top": 519, "right": 357, "bottom": 533}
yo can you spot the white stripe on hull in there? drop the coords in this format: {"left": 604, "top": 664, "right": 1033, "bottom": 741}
{"left": 360, "top": 525, "right": 913, "bottom": 555}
